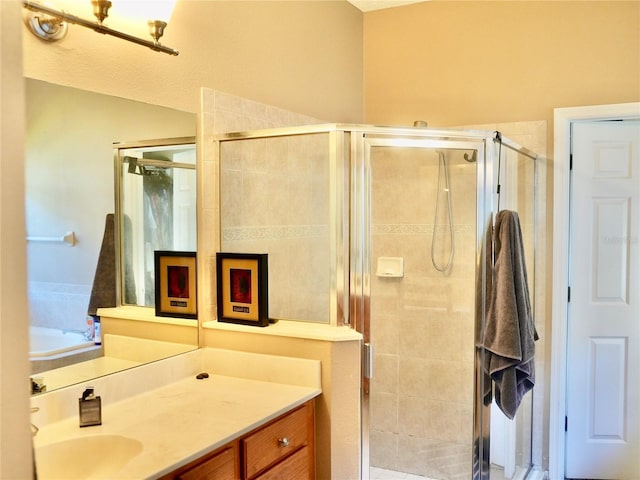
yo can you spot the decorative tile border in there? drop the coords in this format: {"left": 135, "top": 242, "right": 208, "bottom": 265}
{"left": 373, "top": 224, "right": 474, "bottom": 235}
{"left": 222, "top": 224, "right": 329, "bottom": 242}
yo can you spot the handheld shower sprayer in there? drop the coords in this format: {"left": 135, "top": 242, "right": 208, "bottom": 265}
{"left": 431, "top": 151, "right": 455, "bottom": 273}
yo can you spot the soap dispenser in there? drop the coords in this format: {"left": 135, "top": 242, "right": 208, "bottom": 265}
{"left": 79, "top": 387, "right": 102, "bottom": 427}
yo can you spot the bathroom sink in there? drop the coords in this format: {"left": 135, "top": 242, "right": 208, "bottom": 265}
{"left": 35, "top": 434, "right": 143, "bottom": 479}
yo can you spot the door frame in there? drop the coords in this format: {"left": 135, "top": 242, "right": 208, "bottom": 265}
{"left": 550, "top": 102, "right": 640, "bottom": 479}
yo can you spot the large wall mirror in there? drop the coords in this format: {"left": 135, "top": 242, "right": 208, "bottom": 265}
{"left": 25, "top": 78, "right": 197, "bottom": 392}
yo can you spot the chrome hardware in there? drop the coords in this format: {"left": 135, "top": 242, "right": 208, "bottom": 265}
{"left": 31, "top": 407, "right": 39, "bottom": 436}
{"left": 31, "top": 377, "right": 46, "bottom": 395}
{"left": 278, "top": 437, "right": 290, "bottom": 447}
{"left": 364, "top": 342, "right": 374, "bottom": 379}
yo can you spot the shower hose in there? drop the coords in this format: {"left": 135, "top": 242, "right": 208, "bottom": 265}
{"left": 431, "top": 151, "right": 455, "bottom": 272}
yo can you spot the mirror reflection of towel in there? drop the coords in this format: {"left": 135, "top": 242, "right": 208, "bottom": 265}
{"left": 88, "top": 214, "right": 117, "bottom": 316}
{"left": 482, "top": 210, "right": 538, "bottom": 419}
{"left": 88, "top": 214, "right": 137, "bottom": 315}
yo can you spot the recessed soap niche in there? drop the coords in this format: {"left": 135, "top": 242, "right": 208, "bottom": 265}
{"left": 375, "top": 257, "right": 404, "bottom": 278}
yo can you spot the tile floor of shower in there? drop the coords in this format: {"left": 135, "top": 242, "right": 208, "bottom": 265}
{"left": 371, "top": 465, "right": 509, "bottom": 480}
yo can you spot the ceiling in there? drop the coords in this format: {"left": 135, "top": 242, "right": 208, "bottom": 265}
{"left": 347, "top": 0, "right": 426, "bottom": 12}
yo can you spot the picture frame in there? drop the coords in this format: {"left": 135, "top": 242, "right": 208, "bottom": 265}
{"left": 154, "top": 251, "right": 197, "bottom": 319}
{"left": 216, "top": 252, "right": 269, "bottom": 327}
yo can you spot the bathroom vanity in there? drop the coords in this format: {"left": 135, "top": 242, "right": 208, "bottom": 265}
{"left": 161, "top": 400, "right": 314, "bottom": 479}
{"left": 31, "top": 348, "right": 321, "bottom": 479}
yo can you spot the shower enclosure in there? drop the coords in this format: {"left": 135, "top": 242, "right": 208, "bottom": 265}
{"left": 214, "top": 124, "right": 538, "bottom": 480}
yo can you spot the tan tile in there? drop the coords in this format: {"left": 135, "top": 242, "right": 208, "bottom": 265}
{"left": 371, "top": 315, "right": 399, "bottom": 355}
{"left": 397, "top": 434, "right": 430, "bottom": 477}
{"left": 370, "top": 391, "right": 398, "bottom": 433}
{"left": 398, "top": 356, "right": 430, "bottom": 398}
{"left": 398, "top": 317, "right": 429, "bottom": 358}
{"left": 425, "top": 399, "right": 461, "bottom": 444}
{"left": 372, "top": 353, "right": 398, "bottom": 395}
{"left": 398, "top": 394, "right": 429, "bottom": 436}
{"left": 370, "top": 430, "right": 398, "bottom": 471}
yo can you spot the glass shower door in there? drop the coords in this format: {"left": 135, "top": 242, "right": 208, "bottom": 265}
{"left": 356, "top": 133, "right": 537, "bottom": 480}
{"left": 362, "top": 141, "right": 480, "bottom": 480}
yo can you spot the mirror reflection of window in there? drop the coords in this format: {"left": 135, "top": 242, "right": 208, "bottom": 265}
{"left": 116, "top": 140, "right": 196, "bottom": 307}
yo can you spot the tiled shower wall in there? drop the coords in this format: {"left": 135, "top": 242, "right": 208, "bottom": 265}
{"left": 219, "top": 133, "right": 331, "bottom": 321}
{"left": 28, "top": 282, "right": 90, "bottom": 332}
{"left": 198, "top": 88, "right": 325, "bottom": 322}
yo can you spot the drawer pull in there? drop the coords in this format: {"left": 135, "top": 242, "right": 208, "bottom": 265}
{"left": 278, "top": 437, "right": 290, "bottom": 447}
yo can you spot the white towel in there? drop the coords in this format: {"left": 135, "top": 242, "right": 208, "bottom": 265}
{"left": 482, "top": 210, "right": 538, "bottom": 419}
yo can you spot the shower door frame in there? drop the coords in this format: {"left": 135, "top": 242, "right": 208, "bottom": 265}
{"left": 113, "top": 136, "right": 197, "bottom": 309}
{"left": 349, "top": 127, "right": 497, "bottom": 480}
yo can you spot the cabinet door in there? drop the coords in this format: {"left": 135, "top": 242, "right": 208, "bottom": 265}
{"left": 254, "top": 447, "right": 311, "bottom": 480}
{"left": 176, "top": 444, "right": 239, "bottom": 480}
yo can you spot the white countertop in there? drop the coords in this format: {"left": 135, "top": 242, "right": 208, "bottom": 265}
{"left": 203, "top": 318, "right": 363, "bottom": 342}
{"left": 97, "top": 306, "right": 197, "bottom": 327}
{"left": 32, "top": 349, "right": 322, "bottom": 479}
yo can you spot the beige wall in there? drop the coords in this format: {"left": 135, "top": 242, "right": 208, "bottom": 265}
{"left": 363, "top": 0, "right": 640, "bottom": 145}
{"left": 23, "top": 0, "right": 364, "bottom": 122}
{"left": 0, "top": 2, "right": 31, "bottom": 478}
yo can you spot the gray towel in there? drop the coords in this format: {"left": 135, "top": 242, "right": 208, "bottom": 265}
{"left": 87, "top": 214, "right": 137, "bottom": 315}
{"left": 482, "top": 210, "right": 538, "bottom": 419}
{"left": 87, "top": 214, "right": 117, "bottom": 315}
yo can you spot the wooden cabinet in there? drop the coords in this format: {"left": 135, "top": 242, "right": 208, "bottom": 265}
{"left": 254, "top": 446, "right": 311, "bottom": 480}
{"left": 174, "top": 443, "right": 239, "bottom": 480}
{"left": 161, "top": 400, "right": 314, "bottom": 480}
{"left": 244, "top": 401, "right": 314, "bottom": 480}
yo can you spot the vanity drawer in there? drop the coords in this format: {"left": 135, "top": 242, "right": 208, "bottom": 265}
{"left": 243, "top": 402, "right": 314, "bottom": 479}
{"left": 253, "top": 446, "right": 311, "bottom": 480}
{"left": 167, "top": 442, "right": 240, "bottom": 480}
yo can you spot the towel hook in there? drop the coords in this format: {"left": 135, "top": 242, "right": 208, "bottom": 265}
{"left": 494, "top": 131, "right": 503, "bottom": 213}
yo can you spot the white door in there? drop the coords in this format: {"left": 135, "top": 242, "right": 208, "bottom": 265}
{"left": 566, "top": 120, "right": 640, "bottom": 479}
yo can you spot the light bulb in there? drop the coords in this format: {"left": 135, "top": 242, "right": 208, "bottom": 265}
{"left": 116, "top": 0, "right": 176, "bottom": 23}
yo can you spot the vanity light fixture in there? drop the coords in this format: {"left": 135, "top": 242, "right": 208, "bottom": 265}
{"left": 22, "top": 0, "right": 179, "bottom": 56}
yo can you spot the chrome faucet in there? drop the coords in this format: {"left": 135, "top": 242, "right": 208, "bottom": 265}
{"left": 31, "top": 407, "right": 39, "bottom": 436}
{"left": 31, "top": 377, "right": 46, "bottom": 395}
